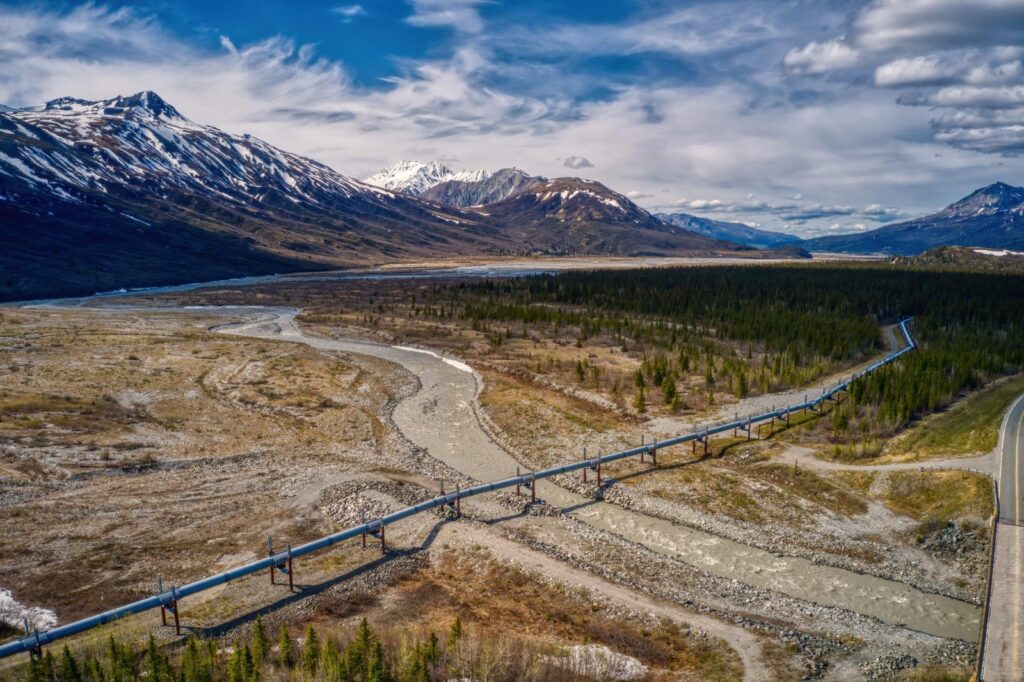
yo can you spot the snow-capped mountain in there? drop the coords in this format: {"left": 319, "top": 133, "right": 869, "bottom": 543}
{"left": 657, "top": 212, "right": 797, "bottom": 249}
{"left": 0, "top": 90, "right": 788, "bottom": 300}
{"left": 1, "top": 91, "right": 376, "bottom": 206}
{"left": 0, "top": 91, "right": 505, "bottom": 299}
{"left": 421, "top": 168, "right": 545, "bottom": 207}
{"left": 800, "top": 182, "right": 1024, "bottom": 255}
{"left": 364, "top": 160, "right": 490, "bottom": 196}
{"left": 473, "top": 177, "right": 745, "bottom": 255}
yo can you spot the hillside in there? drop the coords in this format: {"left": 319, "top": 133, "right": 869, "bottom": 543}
{"left": 892, "top": 245, "right": 1024, "bottom": 273}
{"left": 420, "top": 168, "right": 545, "bottom": 207}
{"left": 800, "top": 182, "right": 1024, "bottom": 255}
{"left": 0, "top": 92, "right": 769, "bottom": 301}
{"left": 472, "top": 178, "right": 748, "bottom": 255}
{"left": 657, "top": 212, "right": 798, "bottom": 248}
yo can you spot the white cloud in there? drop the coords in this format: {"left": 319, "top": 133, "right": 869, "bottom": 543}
{"left": 923, "top": 84, "right": 1024, "bottom": 109}
{"left": 670, "top": 196, "right": 906, "bottom": 225}
{"left": 405, "top": 0, "right": 486, "bottom": 34}
{"left": 563, "top": 155, "right": 593, "bottom": 169}
{"left": 333, "top": 5, "right": 367, "bottom": 22}
{"left": 783, "top": 40, "right": 860, "bottom": 74}
{"left": 852, "top": 0, "right": 1024, "bottom": 53}
{"left": 786, "top": 0, "right": 1024, "bottom": 155}
{"left": 0, "top": 2, "right": 1017, "bottom": 235}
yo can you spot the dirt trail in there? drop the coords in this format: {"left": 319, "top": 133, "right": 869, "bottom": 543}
{"left": 214, "top": 308, "right": 980, "bottom": 642}
{"left": 781, "top": 445, "right": 998, "bottom": 476}
{"left": 432, "top": 522, "right": 770, "bottom": 681}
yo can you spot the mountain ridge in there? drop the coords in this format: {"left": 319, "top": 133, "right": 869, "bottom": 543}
{"left": 0, "top": 91, "right": 764, "bottom": 300}
{"left": 656, "top": 212, "right": 798, "bottom": 249}
{"left": 799, "top": 182, "right": 1024, "bottom": 255}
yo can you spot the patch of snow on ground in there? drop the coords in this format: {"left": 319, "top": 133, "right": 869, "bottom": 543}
{"left": 393, "top": 345, "right": 473, "bottom": 373}
{"left": 545, "top": 644, "right": 647, "bottom": 681}
{"left": 973, "top": 248, "right": 1024, "bottom": 257}
{"left": 0, "top": 589, "right": 57, "bottom": 632}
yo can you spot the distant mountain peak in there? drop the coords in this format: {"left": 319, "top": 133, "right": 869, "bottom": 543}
{"left": 39, "top": 91, "right": 185, "bottom": 121}
{"left": 364, "top": 160, "right": 491, "bottom": 195}
{"left": 657, "top": 211, "right": 798, "bottom": 249}
{"left": 942, "top": 180, "right": 1024, "bottom": 218}
{"left": 799, "top": 181, "right": 1024, "bottom": 255}
{"left": 420, "top": 167, "right": 545, "bottom": 207}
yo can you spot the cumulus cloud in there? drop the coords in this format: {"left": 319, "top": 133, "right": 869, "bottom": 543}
{"left": 852, "top": 0, "right": 1024, "bottom": 53}
{"left": 671, "top": 197, "right": 907, "bottom": 225}
{"left": 0, "top": 2, "right": 1014, "bottom": 236}
{"left": 785, "top": 0, "right": 1024, "bottom": 155}
{"left": 562, "top": 155, "right": 593, "bottom": 169}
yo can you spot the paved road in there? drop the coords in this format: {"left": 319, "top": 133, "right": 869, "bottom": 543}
{"left": 983, "top": 393, "right": 1024, "bottom": 681}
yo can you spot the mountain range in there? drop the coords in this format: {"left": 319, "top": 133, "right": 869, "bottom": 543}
{"left": 364, "top": 161, "right": 791, "bottom": 247}
{"left": 799, "top": 182, "right": 1024, "bottom": 255}
{"left": 0, "top": 91, "right": 773, "bottom": 301}
{"left": 656, "top": 212, "right": 797, "bottom": 249}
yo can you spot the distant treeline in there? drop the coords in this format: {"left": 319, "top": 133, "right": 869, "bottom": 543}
{"left": 450, "top": 265, "right": 1024, "bottom": 430}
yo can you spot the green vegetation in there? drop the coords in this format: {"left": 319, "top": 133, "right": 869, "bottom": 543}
{"left": 18, "top": 617, "right": 516, "bottom": 682}
{"left": 835, "top": 470, "right": 993, "bottom": 540}
{"left": 451, "top": 265, "right": 1024, "bottom": 439}
{"left": 886, "top": 375, "right": 1024, "bottom": 458}
{"left": 456, "top": 267, "right": 885, "bottom": 401}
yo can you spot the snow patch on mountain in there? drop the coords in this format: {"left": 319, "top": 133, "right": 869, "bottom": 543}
{"left": 0, "top": 90, "right": 379, "bottom": 208}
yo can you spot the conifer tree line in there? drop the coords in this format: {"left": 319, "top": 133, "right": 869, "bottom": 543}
{"left": 447, "top": 265, "right": 1024, "bottom": 428}
{"left": 18, "top": 616, "right": 593, "bottom": 681}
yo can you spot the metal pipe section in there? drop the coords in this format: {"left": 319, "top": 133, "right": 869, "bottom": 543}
{"left": 0, "top": 318, "right": 914, "bottom": 659}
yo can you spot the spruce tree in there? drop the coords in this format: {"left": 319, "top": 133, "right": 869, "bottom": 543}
{"left": 277, "top": 625, "right": 295, "bottom": 670}
{"left": 302, "top": 625, "right": 320, "bottom": 674}
{"left": 251, "top": 616, "right": 270, "bottom": 665}
{"left": 58, "top": 645, "right": 81, "bottom": 682}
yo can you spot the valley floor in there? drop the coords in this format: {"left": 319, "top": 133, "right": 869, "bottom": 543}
{"left": 0, "top": 276, "right": 993, "bottom": 680}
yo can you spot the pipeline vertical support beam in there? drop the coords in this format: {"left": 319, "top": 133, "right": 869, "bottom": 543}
{"left": 640, "top": 436, "right": 645, "bottom": 464}
{"left": 455, "top": 484, "right": 461, "bottom": 517}
{"left": 380, "top": 523, "right": 386, "bottom": 554}
{"left": 268, "top": 536, "right": 275, "bottom": 586}
{"left": 287, "top": 544, "right": 294, "bottom": 594}
{"left": 582, "top": 448, "right": 588, "bottom": 482}
{"left": 596, "top": 459, "right": 602, "bottom": 487}
{"left": 530, "top": 478, "right": 536, "bottom": 502}
{"left": 651, "top": 443, "right": 657, "bottom": 466}
{"left": 171, "top": 587, "right": 180, "bottom": 636}
{"left": 158, "top": 579, "right": 167, "bottom": 626}
{"left": 515, "top": 467, "right": 521, "bottom": 496}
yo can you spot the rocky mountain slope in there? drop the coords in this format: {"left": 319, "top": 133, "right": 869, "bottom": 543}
{"left": 0, "top": 92, "right": 767, "bottom": 300}
{"left": 657, "top": 212, "right": 797, "bottom": 249}
{"left": 421, "top": 167, "right": 545, "bottom": 207}
{"left": 800, "top": 182, "right": 1024, "bottom": 255}
{"left": 472, "top": 177, "right": 746, "bottom": 255}
{"left": 0, "top": 94, "right": 512, "bottom": 300}
{"left": 363, "top": 160, "right": 489, "bottom": 195}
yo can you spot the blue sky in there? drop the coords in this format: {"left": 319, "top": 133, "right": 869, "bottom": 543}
{"left": 1, "top": 0, "right": 1022, "bottom": 236}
